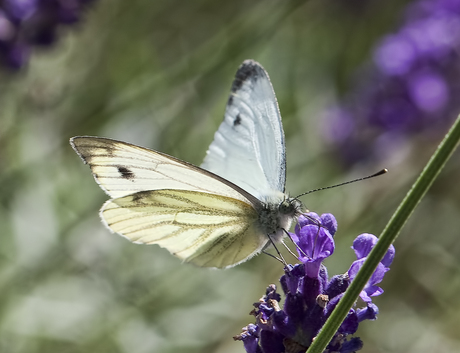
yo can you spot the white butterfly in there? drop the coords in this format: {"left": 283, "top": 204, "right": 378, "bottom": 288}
{"left": 70, "top": 60, "right": 302, "bottom": 269}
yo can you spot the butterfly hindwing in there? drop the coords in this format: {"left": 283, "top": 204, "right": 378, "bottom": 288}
{"left": 101, "top": 189, "right": 266, "bottom": 268}
{"left": 201, "top": 60, "right": 286, "bottom": 199}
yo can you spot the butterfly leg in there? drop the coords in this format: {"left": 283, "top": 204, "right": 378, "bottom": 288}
{"left": 283, "top": 229, "right": 309, "bottom": 259}
{"left": 280, "top": 238, "right": 300, "bottom": 260}
{"left": 262, "top": 234, "right": 288, "bottom": 267}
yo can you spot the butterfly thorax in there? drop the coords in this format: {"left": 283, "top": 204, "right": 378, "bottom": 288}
{"left": 257, "top": 192, "right": 302, "bottom": 243}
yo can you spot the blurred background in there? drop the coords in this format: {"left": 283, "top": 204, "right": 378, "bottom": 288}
{"left": 1, "top": 0, "right": 460, "bottom": 352}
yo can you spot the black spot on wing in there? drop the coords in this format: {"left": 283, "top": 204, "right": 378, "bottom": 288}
{"left": 227, "top": 96, "right": 233, "bottom": 106}
{"left": 117, "top": 166, "right": 135, "bottom": 180}
{"left": 231, "top": 60, "right": 260, "bottom": 93}
{"left": 233, "top": 114, "right": 242, "bottom": 126}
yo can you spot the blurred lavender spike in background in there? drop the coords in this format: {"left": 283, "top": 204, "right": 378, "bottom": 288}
{"left": 0, "top": 0, "right": 96, "bottom": 70}
{"left": 324, "top": 0, "right": 460, "bottom": 166}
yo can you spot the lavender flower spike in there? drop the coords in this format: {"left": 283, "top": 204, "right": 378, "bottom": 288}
{"left": 234, "top": 212, "right": 395, "bottom": 353}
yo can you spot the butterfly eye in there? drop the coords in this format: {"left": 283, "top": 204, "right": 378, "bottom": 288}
{"left": 278, "top": 199, "right": 303, "bottom": 219}
{"left": 279, "top": 200, "right": 294, "bottom": 215}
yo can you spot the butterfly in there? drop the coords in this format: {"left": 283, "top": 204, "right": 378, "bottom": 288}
{"left": 70, "top": 60, "right": 302, "bottom": 269}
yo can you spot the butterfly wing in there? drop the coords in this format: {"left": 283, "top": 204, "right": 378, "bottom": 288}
{"left": 201, "top": 60, "right": 286, "bottom": 199}
{"left": 70, "top": 136, "right": 259, "bottom": 204}
{"left": 70, "top": 136, "right": 271, "bottom": 267}
{"left": 101, "top": 189, "right": 266, "bottom": 268}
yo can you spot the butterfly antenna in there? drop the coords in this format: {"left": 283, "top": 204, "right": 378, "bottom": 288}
{"left": 294, "top": 169, "right": 388, "bottom": 199}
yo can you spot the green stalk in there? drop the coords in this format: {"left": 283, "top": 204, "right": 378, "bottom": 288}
{"left": 307, "top": 115, "right": 460, "bottom": 353}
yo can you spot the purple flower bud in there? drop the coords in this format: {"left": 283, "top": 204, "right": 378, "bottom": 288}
{"left": 348, "top": 259, "right": 387, "bottom": 303}
{"left": 321, "top": 213, "right": 338, "bottom": 236}
{"left": 340, "top": 337, "right": 364, "bottom": 353}
{"left": 381, "top": 244, "right": 395, "bottom": 267}
{"left": 352, "top": 233, "right": 378, "bottom": 259}
{"left": 294, "top": 212, "right": 321, "bottom": 234}
{"left": 233, "top": 324, "right": 261, "bottom": 353}
{"left": 352, "top": 233, "right": 395, "bottom": 268}
{"left": 281, "top": 264, "right": 304, "bottom": 295}
{"left": 325, "top": 293, "right": 343, "bottom": 317}
{"left": 339, "top": 309, "right": 359, "bottom": 335}
{"left": 325, "top": 274, "right": 350, "bottom": 299}
{"left": 357, "top": 303, "right": 379, "bottom": 322}
{"left": 265, "top": 284, "right": 282, "bottom": 302}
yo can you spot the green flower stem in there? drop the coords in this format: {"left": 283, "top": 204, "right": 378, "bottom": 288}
{"left": 307, "top": 114, "right": 460, "bottom": 353}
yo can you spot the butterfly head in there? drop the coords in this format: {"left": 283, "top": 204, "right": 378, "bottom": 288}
{"left": 279, "top": 197, "right": 303, "bottom": 219}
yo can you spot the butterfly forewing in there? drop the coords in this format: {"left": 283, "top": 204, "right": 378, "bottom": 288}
{"left": 101, "top": 189, "right": 266, "bottom": 268}
{"left": 201, "top": 60, "right": 286, "bottom": 199}
{"left": 70, "top": 136, "right": 257, "bottom": 204}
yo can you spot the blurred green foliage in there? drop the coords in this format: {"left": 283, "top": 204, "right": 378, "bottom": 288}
{"left": 1, "top": 0, "right": 459, "bottom": 352}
